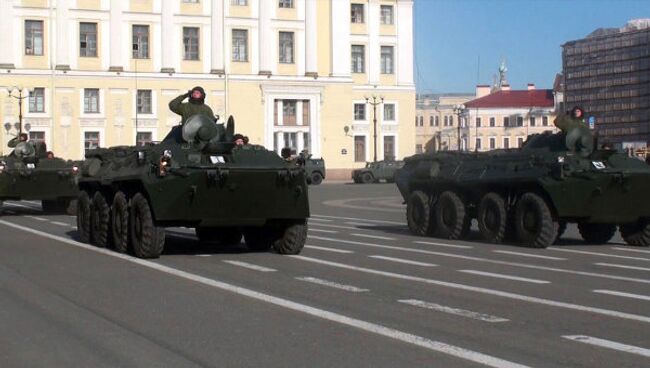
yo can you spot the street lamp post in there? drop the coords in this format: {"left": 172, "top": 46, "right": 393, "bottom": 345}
{"left": 453, "top": 104, "right": 465, "bottom": 151}
{"left": 7, "top": 86, "right": 32, "bottom": 136}
{"left": 366, "top": 95, "right": 383, "bottom": 162}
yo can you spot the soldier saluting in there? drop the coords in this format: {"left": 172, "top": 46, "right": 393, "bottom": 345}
{"left": 168, "top": 86, "right": 216, "bottom": 125}
{"left": 8, "top": 133, "right": 36, "bottom": 158}
{"left": 554, "top": 106, "right": 587, "bottom": 134}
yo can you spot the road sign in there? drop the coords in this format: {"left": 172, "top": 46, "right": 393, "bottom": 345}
{"left": 588, "top": 116, "right": 596, "bottom": 129}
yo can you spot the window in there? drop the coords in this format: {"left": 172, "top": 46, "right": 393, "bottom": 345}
{"left": 530, "top": 117, "right": 536, "bottom": 127}
{"left": 384, "top": 104, "right": 395, "bottom": 121}
{"left": 429, "top": 116, "right": 434, "bottom": 126}
{"left": 354, "top": 136, "right": 366, "bottom": 162}
{"left": 351, "top": 4, "right": 364, "bottom": 23}
{"left": 542, "top": 116, "right": 549, "bottom": 126}
{"left": 84, "top": 132, "right": 100, "bottom": 154}
{"left": 303, "top": 132, "right": 310, "bottom": 152}
{"left": 489, "top": 117, "right": 495, "bottom": 127}
{"left": 475, "top": 138, "right": 481, "bottom": 150}
{"left": 279, "top": 0, "right": 293, "bottom": 8}
{"left": 518, "top": 137, "right": 525, "bottom": 147}
{"left": 517, "top": 116, "right": 523, "bottom": 127}
{"left": 435, "top": 116, "right": 439, "bottom": 126}
{"left": 136, "top": 132, "right": 153, "bottom": 147}
{"left": 283, "top": 100, "right": 297, "bottom": 125}
{"left": 476, "top": 117, "right": 481, "bottom": 127}
{"left": 419, "top": 116, "right": 423, "bottom": 126}
{"left": 279, "top": 32, "right": 294, "bottom": 64}
{"left": 380, "top": 46, "right": 394, "bottom": 74}
{"left": 232, "top": 29, "right": 248, "bottom": 62}
{"left": 25, "top": 20, "right": 44, "bottom": 55}
{"left": 351, "top": 45, "right": 365, "bottom": 73}
{"left": 84, "top": 89, "right": 100, "bottom": 113}
{"left": 380, "top": 5, "right": 393, "bottom": 25}
{"left": 449, "top": 116, "right": 454, "bottom": 127}
{"left": 29, "top": 88, "right": 45, "bottom": 113}
{"left": 29, "top": 131, "right": 45, "bottom": 145}
{"left": 416, "top": 144, "right": 423, "bottom": 154}
{"left": 384, "top": 136, "right": 395, "bottom": 161}
{"left": 504, "top": 137, "right": 510, "bottom": 149}
{"left": 503, "top": 116, "right": 510, "bottom": 127}
{"left": 137, "top": 90, "right": 152, "bottom": 114}
{"left": 489, "top": 137, "right": 496, "bottom": 149}
{"left": 79, "top": 22, "right": 98, "bottom": 57}
{"left": 183, "top": 27, "right": 200, "bottom": 60}
{"left": 132, "top": 25, "right": 149, "bottom": 59}
{"left": 444, "top": 116, "right": 448, "bottom": 126}
{"left": 231, "top": 0, "right": 247, "bottom": 5}
{"left": 354, "top": 103, "right": 366, "bottom": 120}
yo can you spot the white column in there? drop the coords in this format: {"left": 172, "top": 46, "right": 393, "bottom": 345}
{"left": 108, "top": 0, "right": 125, "bottom": 71}
{"left": 304, "top": 0, "right": 317, "bottom": 77}
{"left": 0, "top": 0, "right": 14, "bottom": 69}
{"left": 210, "top": 0, "right": 224, "bottom": 74}
{"left": 258, "top": 0, "right": 272, "bottom": 75}
{"left": 55, "top": 0, "right": 70, "bottom": 70}
{"left": 296, "top": 101, "right": 303, "bottom": 125}
{"left": 276, "top": 132, "right": 284, "bottom": 151}
{"left": 161, "top": 0, "right": 175, "bottom": 73}
{"left": 368, "top": 0, "right": 380, "bottom": 84}
{"left": 397, "top": 0, "right": 414, "bottom": 85}
{"left": 330, "top": 0, "right": 350, "bottom": 77}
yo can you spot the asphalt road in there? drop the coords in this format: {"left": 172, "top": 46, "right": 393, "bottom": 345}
{"left": 1, "top": 183, "right": 649, "bottom": 367}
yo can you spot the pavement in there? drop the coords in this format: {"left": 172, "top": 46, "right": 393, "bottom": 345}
{"left": 0, "top": 183, "right": 649, "bottom": 367}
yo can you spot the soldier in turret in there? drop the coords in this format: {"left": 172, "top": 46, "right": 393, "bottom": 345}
{"left": 8, "top": 133, "right": 36, "bottom": 159}
{"left": 554, "top": 106, "right": 587, "bottom": 134}
{"left": 168, "top": 86, "right": 216, "bottom": 125}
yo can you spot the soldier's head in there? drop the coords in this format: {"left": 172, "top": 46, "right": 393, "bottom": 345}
{"left": 189, "top": 86, "right": 206, "bottom": 105}
{"left": 570, "top": 106, "right": 584, "bottom": 119}
{"left": 19, "top": 133, "right": 28, "bottom": 142}
{"left": 233, "top": 133, "right": 245, "bottom": 146}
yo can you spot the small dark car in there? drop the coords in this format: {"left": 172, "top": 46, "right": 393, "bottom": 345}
{"left": 352, "top": 160, "right": 404, "bottom": 184}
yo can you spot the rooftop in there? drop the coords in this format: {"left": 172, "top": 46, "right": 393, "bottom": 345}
{"left": 465, "top": 89, "right": 554, "bottom": 109}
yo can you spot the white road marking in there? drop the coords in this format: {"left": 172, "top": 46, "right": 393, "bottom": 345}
{"left": 595, "top": 263, "right": 650, "bottom": 272}
{"left": 593, "top": 289, "right": 650, "bottom": 302}
{"left": 4, "top": 210, "right": 16, "bottom": 215}
{"left": 493, "top": 250, "right": 566, "bottom": 260}
{"left": 346, "top": 221, "right": 378, "bottom": 227}
{"left": 611, "top": 247, "right": 650, "bottom": 255}
{"left": 4, "top": 201, "right": 42, "bottom": 211}
{"left": 195, "top": 254, "right": 212, "bottom": 257}
{"left": 459, "top": 270, "right": 550, "bottom": 284}
{"left": 351, "top": 233, "right": 396, "bottom": 241}
{"left": 0, "top": 219, "right": 530, "bottom": 368}
{"left": 309, "top": 218, "right": 332, "bottom": 223}
{"left": 369, "top": 255, "right": 437, "bottom": 267}
{"left": 309, "top": 223, "right": 358, "bottom": 230}
{"left": 305, "top": 245, "right": 354, "bottom": 254}
{"left": 296, "top": 277, "right": 369, "bottom": 292}
{"left": 312, "top": 214, "right": 403, "bottom": 225}
{"left": 414, "top": 240, "right": 473, "bottom": 249}
{"left": 25, "top": 215, "right": 48, "bottom": 222}
{"left": 562, "top": 335, "right": 650, "bottom": 358}
{"left": 399, "top": 299, "right": 509, "bottom": 323}
{"left": 290, "top": 255, "right": 650, "bottom": 324}
{"left": 51, "top": 221, "right": 72, "bottom": 227}
{"left": 309, "top": 235, "right": 650, "bottom": 285}
{"left": 222, "top": 260, "right": 277, "bottom": 272}
{"left": 308, "top": 228, "right": 339, "bottom": 234}
{"left": 548, "top": 248, "right": 650, "bottom": 262}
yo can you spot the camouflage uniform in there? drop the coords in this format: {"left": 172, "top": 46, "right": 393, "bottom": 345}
{"left": 553, "top": 113, "right": 586, "bottom": 134}
{"left": 8, "top": 136, "right": 36, "bottom": 158}
{"left": 168, "top": 86, "right": 215, "bottom": 125}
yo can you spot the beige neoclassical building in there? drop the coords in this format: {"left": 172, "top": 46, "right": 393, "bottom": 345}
{"left": 0, "top": 0, "right": 415, "bottom": 179}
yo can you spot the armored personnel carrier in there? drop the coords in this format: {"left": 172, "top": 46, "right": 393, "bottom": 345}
{"left": 396, "top": 128, "right": 650, "bottom": 248}
{"left": 76, "top": 115, "right": 309, "bottom": 258}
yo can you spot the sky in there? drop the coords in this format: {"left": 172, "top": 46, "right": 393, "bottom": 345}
{"left": 413, "top": 0, "right": 650, "bottom": 93}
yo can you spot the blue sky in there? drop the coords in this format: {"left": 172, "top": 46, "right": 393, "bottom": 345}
{"left": 414, "top": 0, "right": 650, "bottom": 93}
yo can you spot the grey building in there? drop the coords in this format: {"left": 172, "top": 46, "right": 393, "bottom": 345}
{"left": 562, "top": 19, "right": 650, "bottom": 149}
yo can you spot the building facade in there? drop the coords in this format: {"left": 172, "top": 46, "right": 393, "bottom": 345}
{"left": 0, "top": 0, "right": 415, "bottom": 179}
{"left": 415, "top": 93, "right": 473, "bottom": 152}
{"left": 562, "top": 19, "right": 650, "bottom": 150}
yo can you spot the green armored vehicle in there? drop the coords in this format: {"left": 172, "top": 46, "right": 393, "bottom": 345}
{"left": 76, "top": 115, "right": 309, "bottom": 258}
{"left": 352, "top": 160, "right": 404, "bottom": 184}
{"left": 0, "top": 136, "right": 79, "bottom": 213}
{"left": 396, "top": 128, "right": 650, "bottom": 248}
{"left": 298, "top": 152, "right": 326, "bottom": 185}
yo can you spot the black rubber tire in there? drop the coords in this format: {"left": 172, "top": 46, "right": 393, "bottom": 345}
{"left": 406, "top": 190, "right": 433, "bottom": 236}
{"left": 111, "top": 191, "right": 129, "bottom": 253}
{"left": 554, "top": 221, "right": 567, "bottom": 244}
{"left": 196, "top": 227, "right": 242, "bottom": 245}
{"left": 130, "top": 193, "right": 165, "bottom": 259}
{"left": 513, "top": 192, "right": 556, "bottom": 248}
{"left": 273, "top": 221, "right": 307, "bottom": 255}
{"left": 620, "top": 219, "right": 650, "bottom": 247}
{"left": 578, "top": 223, "right": 617, "bottom": 244}
{"left": 477, "top": 192, "right": 507, "bottom": 243}
{"left": 244, "top": 227, "right": 273, "bottom": 252}
{"left": 76, "top": 191, "right": 92, "bottom": 243}
{"left": 434, "top": 191, "right": 468, "bottom": 240}
{"left": 310, "top": 172, "right": 323, "bottom": 185}
{"left": 361, "top": 172, "right": 374, "bottom": 184}
{"left": 91, "top": 192, "right": 111, "bottom": 248}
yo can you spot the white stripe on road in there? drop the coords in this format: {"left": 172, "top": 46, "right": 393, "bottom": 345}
{"left": 25, "top": 215, "right": 48, "bottom": 222}
{"left": 4, "top": 201, "right": 42, "bottom": 210}
{"left": 0, "top": 220, "right": 530, "bottom": 368}
{"left": 369, "top": 255, "right": 437, "bottom": 267}
{"left": 549, "top": 247, "right": 650, "bottom": 262}
{"left": 593, "top": 289, "right": 650, "bottom": 302}
{"left": 312, "top": 214, "right": 403, "bottom": 225}
{"left": 296, "top": 277, "right": 369, "bottom": 292}
{"left": 309, "top": 218, "right": 333, "bottom": 222}
{"left": 308, "top": 228, "right": 340, "bottom": 234}
{"left": 611, "top": 247, "right": 650, "bottom": 255}
{"left": 309, "top": 236, "right": 650, "bottom": 285}
{"left": 305, "top": 245, "right": 354, "bottom": 254}
{"left": 562, "top": 335, "right": 650, "bottom": 358}
{"left": 51, "top": 221, "right": 72, "bottom": 227}
{"left": 222, "top": 260, "right": 277, "bottom": 272}
{"left": 346, "top": 222, "right": 378, "bottom": 227}
{"left": 351, "top": 233, "right": 396, "bottom": 241}
{"left": 290, "top": 255, "right": 650, "bottom": 324}
{"left": 4, "top": 210, "right": 16, "bottom": 215}
{"left": 309, "top": 223, "right": 359, "bottom": 230}
{"left": 195, "top": 254, "right": 212, "bottom": 257}
{"left": 414, "top": 240, "right": 473, "bottom": 249}
{"left": 399, "top": 299, "right": 509, "bottom": 323}
{"left": 595, "top": 263, "right": 650, "bottom": 272}
{"left": 459, "top": 270, "right": 550, "bottom": 284}
{"left": 493, "top": 250, "right": 566, "bottom": 260}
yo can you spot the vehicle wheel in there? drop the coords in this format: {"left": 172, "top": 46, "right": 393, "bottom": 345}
{"left": 578, "top": 223, "right": 616, "bottom": 244}
{"left": 620, "top": 219, "right": 650, "bottom": 247}
{"left": 111, "top": 191, "right": 129, "bottom": 253}
{"left": 361, "top": 172, "right": 374, "bottom": 184}
{"left": 77, "top": 191, "right": 92, "bottom": 243}
{"left": 554, "top": 220, "right": 567, "bottom": 244}
{"left": 130, "top": 193, "right": 165, "bottom": 259}
{"left": 513, "top": 192, "right": 556, "bottom": 248}
{"left": 244, "top": 227, "right": 273, "bottom": 252}
{"left": 406, "top": 190, "right": 433, "bottom": 236}
{"left": 477, "top": 192, "right": 507, "bottom": 243}
{"left": 434, "top": 191, "right": 468, "bottom": 240}
{"left": 196, "top": 227, "right": 242, "bottom": 245}
{"left": 91, "top": 192, "right": 111, "bottom": 248}
{"left": 310, "top": 172, "right": 323, "bottom": 185}
{"left": 273, "top": 220, "right": 307, "bottom": 255}
{"left": 66, "top": 199, "right": 77, "bottom": 216}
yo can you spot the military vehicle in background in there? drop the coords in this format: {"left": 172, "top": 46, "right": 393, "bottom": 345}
{"left": 298, "top": 151, "right": 326, "bottom": 185}
{"left": 396, "top": 128, "right": 650, "bottom": 248}
{"left": 352, "top": 160, "right": 404, "bottom": 184}
{"left": 76, "top": 115, "right": 310, "bottom": 259}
